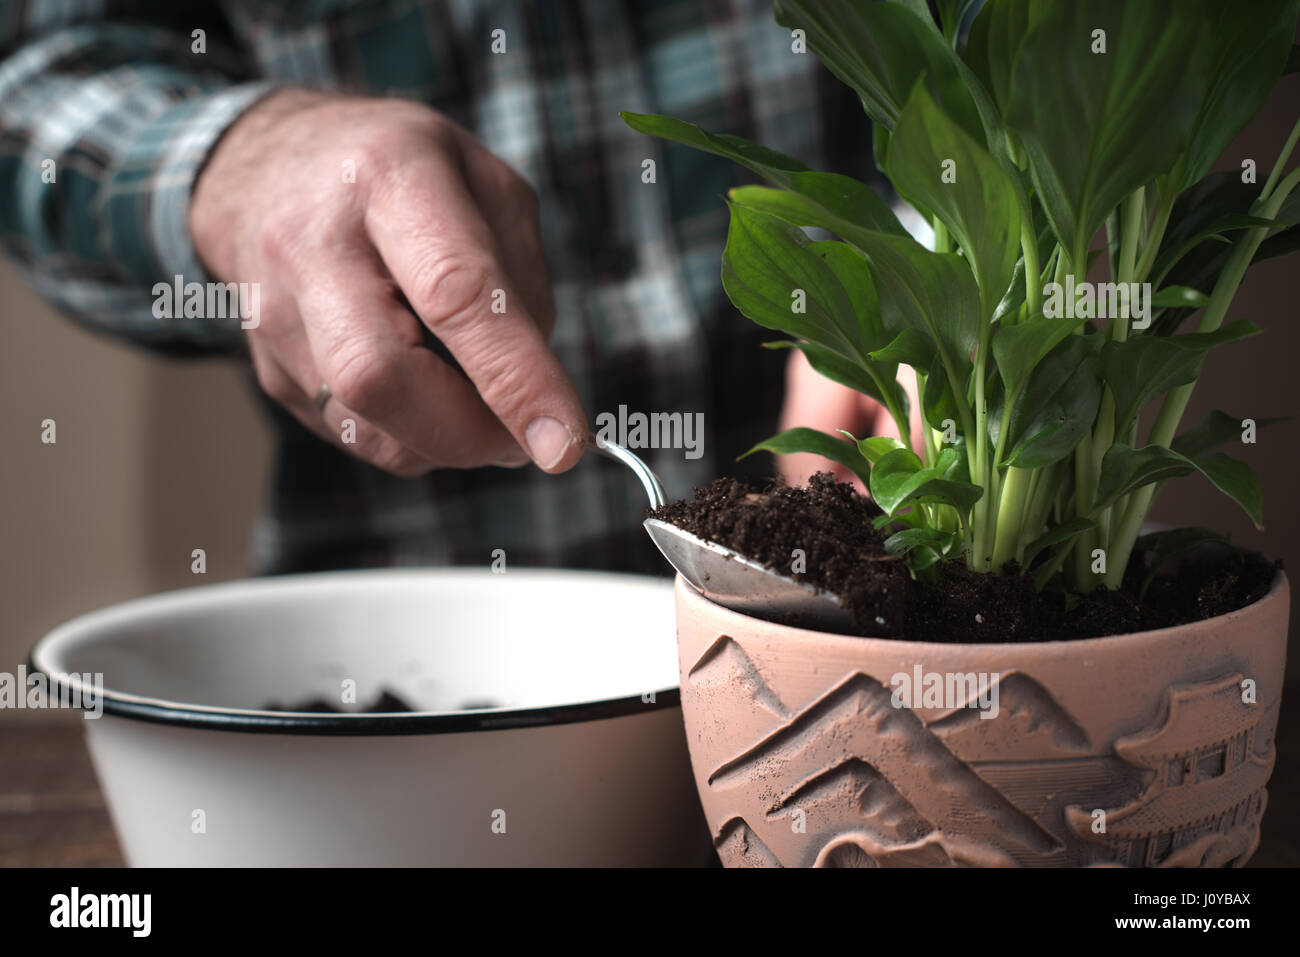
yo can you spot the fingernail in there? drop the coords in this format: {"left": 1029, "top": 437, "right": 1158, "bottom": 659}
{"left": 525, "top": 416, "right": 573, "bottom": 469}
{"left": 494, "top": 446, "right": 530, "bottom": 468}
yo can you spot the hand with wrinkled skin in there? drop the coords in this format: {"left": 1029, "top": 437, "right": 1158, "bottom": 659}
{"left": 190, "top": 88, "right": 588, "bottom": 477}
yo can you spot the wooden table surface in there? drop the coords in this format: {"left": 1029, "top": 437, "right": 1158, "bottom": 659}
{"left": 1, "top": 723, "right": 123, "bottom": 867}
{"left": 2, "top": 716, "right": 1297, "bottom": 868}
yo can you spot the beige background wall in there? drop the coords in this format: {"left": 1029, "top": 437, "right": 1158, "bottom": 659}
{"left": 1, "top": 264, "right": 270, "bottom": 721}
{"left": 1, "top": 74, "right": 1297, "bottom": 697}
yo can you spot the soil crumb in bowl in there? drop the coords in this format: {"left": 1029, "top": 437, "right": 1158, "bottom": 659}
{"left": 264, "top": 689, "right": 414, "bottom": 713}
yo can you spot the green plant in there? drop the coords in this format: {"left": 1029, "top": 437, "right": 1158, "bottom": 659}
{"left": 622, "top": 0, "right": 1300, "bottom": 593}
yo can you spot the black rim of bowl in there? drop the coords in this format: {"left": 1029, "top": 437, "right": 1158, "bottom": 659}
{"left": 27, "top": 569, "right": 681, "bottom": 736}
{"left": 28, "top": 651, "right": 681, "bottom": 736}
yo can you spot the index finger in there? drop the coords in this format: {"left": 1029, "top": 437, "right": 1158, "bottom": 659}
{"left": 364, "top": 149, "right": 588, "bottom": 472}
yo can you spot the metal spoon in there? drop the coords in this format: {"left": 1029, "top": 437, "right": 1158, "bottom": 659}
{"left": 587, "top": 432, "right": 854, "bottom": 632}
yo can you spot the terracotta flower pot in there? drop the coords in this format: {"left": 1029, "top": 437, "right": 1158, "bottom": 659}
{"left": 674, "top": 571, "right": 1289, "bottom": 868}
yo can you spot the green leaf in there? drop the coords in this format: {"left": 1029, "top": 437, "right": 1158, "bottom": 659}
{"left": 720, "top": 202, "right": 873, "bottom": 358}
{"left": 1163, "top": 0, "right": 1300, "bottom": 192}
{"left": 1100, "top": 319, "right": 1261, "bottom": 438}
{"left": 965, "top": 0, "right": 1049, "bottom": 122}
{"left": 619, "top": 112, "right": 906, "bottom": 236}
{"left": 987, "top": 0, "right": 1217, "bottom": 262}
{"left": 1094, "top": 445, "right": 1262, "bottom": 526}
{"left": 1156, "top": 173, "right": 1299, "bottom": 333}
{"left": 873, "top": 510, "right": 923, "bottom": 531}
{"left": 1194, "top": 453, "right": 1264, "bottom": 528}
{"left": 1022, "top": 517, "right": 1096, "bottom": 569}
{"left": 810, "top": 240, "right": 885, "bottom": 347}
{"left": 910, "top": 544, "right": 944, "bottom": 571}
{"left": 763, "top": 340, "right": 904, "bottom": 412}
{"left": 1152, "top": 212, "right": 1276, "bottom": 286}
{"left": 992, "top": 312, "right": 1089, "bottom": 397}
{"left": 870, "top": 447, "right": 983, "bottom": 517}
{"left": 852, "top": 434, "right": 907, "bottom": 464}
{"left": 1171, "top": 410, "right": 1287, "bottom": 460}
{"left": 992, "top": 256, "right": 1029, "bottom": 325}
{"left": 773, "top": 0, "right": 982, "bottom": 141}
{"left": 932, "top": 0, "right": 979, "bottom": 44}
{"left": 1136, "top": 527, "right": 1230, "bottom": 596}
{"left": 1000, "top": 334, "right": 1103, "bottom": 468}
{"left": 886, "top": 81, "right": 1022, "bottom": 318}
{"left": 723, "top": 186, "right": 903, "bottom": 260}
{"left": 887, "top": 0, "right": 978, "bottom": 46}
{"left": 728, "top": 185, "right": 981, "bottom": 409}
{"left": 884, "top": 526, "right": 952, "bottom": 557}
{"left": 731, "top": 222, "right": 913, "bottom": 425}
{"left": 740, "top": 428, "right": 872, "bottom": 486}
{"left": 886, "top": 0, "right": 941, "bottom": 37}
{"left": 1094, "top": 444, "right": 1198, "bottom": 510}
{"left": 1150, "top": 286, "right": 1210, "bottom": 309}
{"left": 922, "top": 363, "right": 964, "bottom": 429}
{"left": 868, "top": 327, "right": 935, "bottom": 369}
{"left": 992, "top": 219, "right": 1057, "bottom": 325}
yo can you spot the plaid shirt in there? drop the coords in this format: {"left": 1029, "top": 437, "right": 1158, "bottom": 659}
{"left": 0, "top": 0, "right": 877, "bottom": 577}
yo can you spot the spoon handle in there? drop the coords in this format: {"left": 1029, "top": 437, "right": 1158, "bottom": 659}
{"left": 587, "top": 432, "right": 668, "bottom": 509}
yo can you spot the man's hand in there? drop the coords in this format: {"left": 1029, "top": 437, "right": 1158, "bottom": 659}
{"left": 190, "top": 89, "right": 587, "bottom": 476}
{"left": 777, "top": 350, "right": 924, "bottom": 490}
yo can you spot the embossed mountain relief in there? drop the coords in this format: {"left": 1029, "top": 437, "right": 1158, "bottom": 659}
{"left": 928, "top": 671, "right": 1091, "bottom": 759}
{"left": 714, "top": 817, "right": 782, "bottom": 868}
{"left": 770, "top": 757, "right": 935, "bottom": 846}
{"left": 686, "top": 635, "right": 793, "bottom": 746}
{"left": 688, "top": 635, "right": 789, "bottom": 718}
{"left": 706, "top": 671, "right": 1061, "bottom": 866}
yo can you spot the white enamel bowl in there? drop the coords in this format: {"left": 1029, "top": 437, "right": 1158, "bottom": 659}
{"left": 30, "top": 569, "right": 710, "bottom": 866}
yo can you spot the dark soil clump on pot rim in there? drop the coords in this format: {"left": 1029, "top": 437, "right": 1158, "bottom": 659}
{"left": 650, "top": 473, "right": 1279, "bottom": 643}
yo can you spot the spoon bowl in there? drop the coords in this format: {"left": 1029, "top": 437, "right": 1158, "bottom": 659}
{"left": 588, "top": 433, "right": 853, "bottom": 633}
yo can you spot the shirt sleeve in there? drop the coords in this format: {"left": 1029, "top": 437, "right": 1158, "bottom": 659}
{"left": 0, "top": 5, "right": 280, "bottom": 355}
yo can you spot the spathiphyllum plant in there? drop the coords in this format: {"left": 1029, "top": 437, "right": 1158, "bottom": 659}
{"left": 623, "top": 0, "right": 1300, "bottom": 595}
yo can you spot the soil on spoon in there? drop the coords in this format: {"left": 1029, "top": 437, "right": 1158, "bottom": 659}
{"left": 649, "top": 473, "right": 1279, "bottom": 643}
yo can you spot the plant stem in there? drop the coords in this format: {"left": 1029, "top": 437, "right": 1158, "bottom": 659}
{"left": 916, "top": 371, "right": 938, "bottom": 466}
{"left": 1089, "top": 189, "right": 1144, "bottom": 558}
{"left": 933, "top": 217, "right": 950, "bottom": 254}
{"left": 1014, "top": 466, "right": 1043, "bottom": 559}
{"left": 1103, "top": 166, "right": 1300, "bottom": 587}
{"left": 1032, "top": 535, "right": 1076, "bottom": 591}
{"left": 1116, "top": 187, "right": 1144, "bottom": 289}
{"left": 971, "top": 355, "right": 992, "bottom": 570}
{"left": 1071, "top": 433, "right": 1096, "bottom": 589}
{"left": 991, "top": 465, "right": 1031, "bottom": 568}
{"left": 1020, "top": 216, "right": 1041, "bottom": 316}
{"left": 1018, "top": 461, "right": 1060, "bottom": 563}
{"left": 1133, "top": 190, "right": 1173, "bottom": 284}
{"left": 883, "top": 390, "right": 914, "bottom": 459}
{"left": 1090, "top": 393, "right": 1115, "bottom": 543}
{"left": 1261, "top": 117, "right": 1300, "bottom": 202}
